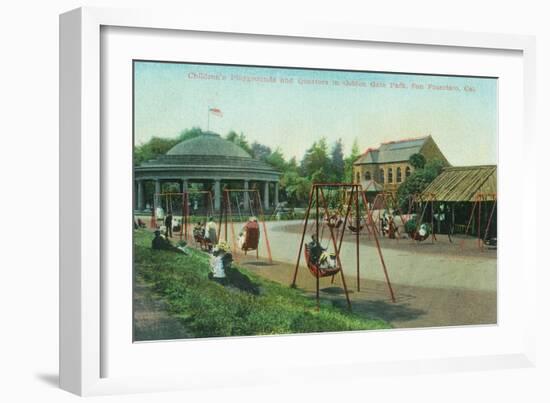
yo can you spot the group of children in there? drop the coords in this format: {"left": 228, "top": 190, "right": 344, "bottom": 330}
{"left": 192, "top": 217, "right": 219, "bottom": 250}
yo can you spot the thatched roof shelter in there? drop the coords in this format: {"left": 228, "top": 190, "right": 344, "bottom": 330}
{"left": 422, "top": 165, "right": 497, "bottom": 202}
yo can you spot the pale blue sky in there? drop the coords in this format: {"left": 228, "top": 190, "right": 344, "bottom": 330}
{"left": 134, "top": 61, "right": 497, "bottom": 165}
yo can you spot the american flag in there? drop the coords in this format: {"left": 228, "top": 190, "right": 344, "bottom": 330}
{"left": 209, "top": 108, "right": 223, "bottom": 117}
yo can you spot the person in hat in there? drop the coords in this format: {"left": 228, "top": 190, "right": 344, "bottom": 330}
{"left": 151, "top": 229, "right": 187, "bottom": 254}
{"left": 209, "top": 241, "right": 233, "bottom": 285}
{"left": 164, "top": 212, "right": 173, "bottom": 238}
{"left": 307, "top": 234, "right": 325, "bottom": 266}
{"left": 204, "top": 216, "right": 218, "bottom": 247}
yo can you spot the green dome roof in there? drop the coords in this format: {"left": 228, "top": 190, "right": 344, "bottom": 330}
{"left": 166, "top": 132, "right": 250, "bottom": 158}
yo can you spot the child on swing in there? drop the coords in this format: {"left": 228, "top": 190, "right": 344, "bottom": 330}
{"left": 307, "top": 234, "right": 337, "bottom": 270}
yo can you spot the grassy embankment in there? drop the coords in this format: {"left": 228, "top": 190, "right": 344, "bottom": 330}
{"left": 134, "top": 229, "right": 390, "bottom": 338}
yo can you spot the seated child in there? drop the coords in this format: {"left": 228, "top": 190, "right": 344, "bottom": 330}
{"left": 307, "top": 234, "right": 337, "bottom": 270}
{"left": 209, "top": 241, "right": 233, "bottom": 285}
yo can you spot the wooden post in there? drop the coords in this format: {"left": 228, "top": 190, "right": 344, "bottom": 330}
{"left": 291, "top": 187, "right": 314, "bottom": 287}
{"left": 360, "top": 190, "right": 396, "bottom": 302}
{"left": 254, "top": 190, "right": 273, "bottom": 263}
{"left": 319, "top": 187, "right": 351, "bottom": 310}
{"left": 355, "top": 186, "right": 360, "bottom": 291}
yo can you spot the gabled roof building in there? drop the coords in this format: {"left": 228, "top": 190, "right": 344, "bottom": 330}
{"left": 353, "top": 135, "right": 450, "bottom": 195}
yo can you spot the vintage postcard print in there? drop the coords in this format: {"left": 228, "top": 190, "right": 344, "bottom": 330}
{"left": 133, "top": 61, "right": 497, "bottom": 341}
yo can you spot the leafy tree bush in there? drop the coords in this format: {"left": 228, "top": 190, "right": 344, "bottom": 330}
{"left": 225, "top": 130, "right": 253, "bottom": 156}
{"left": 330, "top": 139, "right": 345, "bottom": 182}
{"left": 409, "top": 153, "right": 426, "bottom": 169}
{"left": 134, "top": 127, "right": 205, "bottom": 166}
{"left": 344, "top": 138, "right": 360, "bottom": 182}
{"left": 396, "top": 158, "right": 445, "bottom": 210}
{"left": 300, "top": 137, "right": 331, "bottom": 180}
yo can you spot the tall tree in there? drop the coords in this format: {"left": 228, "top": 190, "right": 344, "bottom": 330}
{"left": 134, "top": 136, "right": 179, "bottom": 166}
{"left": 225, "top": 131, "right": 253, "bottom": 156}
{"left": 265, "top": 147, "right": 287, "bottom": 172}
{"left": 344, "top": 138, "right": 360, "bottom": 182}
{"left": 409, "top": 153, "right": 426, "bottom": 169}
{"left": 133, "top": 127, "right": 206, "bottom": 166}
{"left": 396, "top": 158, "right": 445, "bottom": 209}
{"left": 330, "top": 139, "right": 345, "bottom": 182}
{"left": 300, "top": 137, "right": 331, "bottom": 182}
{"left": 250, "top": 141, "right": 273, "bottom": 161}
{"left": 177, "top": 126, "right": 205, "bottom": 142}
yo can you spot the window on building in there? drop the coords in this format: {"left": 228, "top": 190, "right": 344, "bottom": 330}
{"left": 396, "top": 167, "right": 402, "bottom": 183}
{"left": 388, "top": 168, "right": 393, "bottom": 183}
{"left": 405, "top": 166, "right": 411, "bottom": 178}
{"left": 379, "top": 169, "right": 385, "bottom": 183}
{"left": 365, "top": 171, "right": 371, "bottom": 181}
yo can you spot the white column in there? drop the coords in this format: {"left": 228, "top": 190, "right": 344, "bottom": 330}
{"left": 154, "top": 179, "right": 161, "bottom": 195}
{"left": 274, "top": 181, "right": 279, "bottom": 206}
{"left": 243, "top": 180, "right": 250, "bottom": 211}
{"left": 181, "top": 179, "right": 189, "bottom": 192}
{"left": 263, "top": 181, "right": 269, "bottom": 211}
{"left": 137, "top": 180, "right": 144, "bottom": 210}
{"left": 214, "top": 179, "right": 221, "bottom": 211}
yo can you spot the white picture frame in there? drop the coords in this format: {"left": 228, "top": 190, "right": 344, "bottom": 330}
{"left": 59, "top": 6, "right": 537, "bottom": 396}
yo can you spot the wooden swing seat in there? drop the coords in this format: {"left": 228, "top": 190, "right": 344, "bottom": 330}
{"left": 409, "top": 230, "right": 429, "bottom": 242}
{"left": 241, "top": 226, "right": 260, "bottom": 252}
{"left": 326, "top": 214, "right": 343, "bottom": 229}
{"left": 347, "top": 224, "right": 363, "bottom": 233}
{"left": 304, "top": 244, "right": 341, "bottom": 278}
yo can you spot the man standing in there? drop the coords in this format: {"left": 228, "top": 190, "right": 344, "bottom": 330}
{"left": 164, "top": 212, "right": 173, "bottom": 238}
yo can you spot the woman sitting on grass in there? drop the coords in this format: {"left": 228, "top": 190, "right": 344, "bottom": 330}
{"left": 151, "top": 230, "right": 188, "bottom": 255}
{"left": 209, "top": 241, "right": 233, "bottom": 285}
{"left": 208, "top": 241, "right": 260, "bottom": 294}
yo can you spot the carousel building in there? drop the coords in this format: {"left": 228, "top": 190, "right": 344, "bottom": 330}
{"left": 134, "top": 132, "right": 281, "bottom": 211}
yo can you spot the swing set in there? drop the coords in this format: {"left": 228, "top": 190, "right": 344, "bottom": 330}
{"left": 460, "top": 192, "right": 497, "bottom": 251}
{"left": 217, "top": 188, "right": 273, "bottom": 263}
{"left": 369, "top": 191, "right": 408, "bottom": 240}
{"left": 406, "top": 192, "right": 438, "bottom": 243}
{"left": 291, "top": 183, "right": 396, "bottom": 310}
{"left": 150, "top": 191, "right": 215, "bottom": 245}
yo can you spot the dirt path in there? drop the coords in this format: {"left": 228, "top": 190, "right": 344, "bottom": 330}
{"left": 133, "top": 278, "right": 194, "bottom": 341}
{"left": 240, "top": 256, "right": 496, "bottom": 328}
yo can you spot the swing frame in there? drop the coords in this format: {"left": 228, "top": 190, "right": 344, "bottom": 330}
{"left": 461, "top": 192, "right": 497, "bottom": 251}
{"left": 217, "top": 188, "right": 273, "bottom": 263}
{"left": 370, "top": 191, "right": 408, "bottom": 240}
{"left": 291, "top": 183, "right": 396, "bottom": 310}
{"left": 151, "top": 191, "right": 215, "bottom": 243}
{"left": 409, "top": 192, "right": 438, "bottom": 244}
{"left": 150, "top": 192, "right": 185, "bottom": 240}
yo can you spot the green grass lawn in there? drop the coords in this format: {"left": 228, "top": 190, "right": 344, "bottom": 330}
{"left": 134, "top": 229, "right": 390, "bottom": 339}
